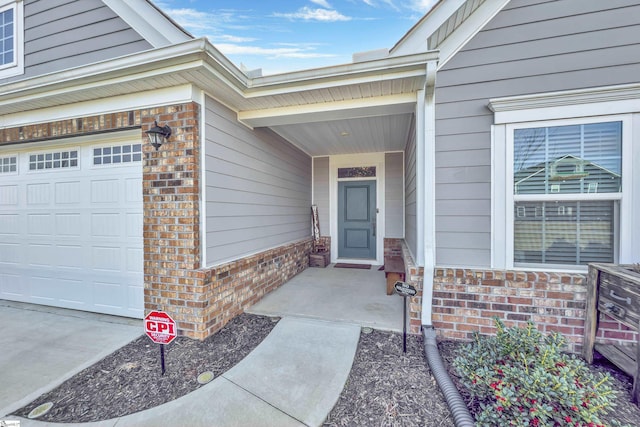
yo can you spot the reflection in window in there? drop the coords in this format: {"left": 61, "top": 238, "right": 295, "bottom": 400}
{"left": 513, "top": 121, "right": 621, "bottom": 267}
{"left": 29, "top": 150, "right": 78, "bottom": 170}
{"left": 0, "top": 156, "right": 17, "bottom": 173}
{"left": 514, "top": 200, "right": 615, "bottom": 266}
{"left": 94, "top": 143, "right": 142, "bottom": 165}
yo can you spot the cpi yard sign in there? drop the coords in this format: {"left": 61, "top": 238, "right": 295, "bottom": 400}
{"left": 145, "top": 311, "right": 177, "bottom": 375}
{"left": 145, "top": 311, "right": 177, "bottom": 345}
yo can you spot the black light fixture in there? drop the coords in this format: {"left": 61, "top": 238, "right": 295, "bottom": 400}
{"left": 146, "top": 121, "right": 172, "bottom": 150}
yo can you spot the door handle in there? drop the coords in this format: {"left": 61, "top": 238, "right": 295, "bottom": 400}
{"left": 372, "top": 221, "right": 376, "bottom": 237}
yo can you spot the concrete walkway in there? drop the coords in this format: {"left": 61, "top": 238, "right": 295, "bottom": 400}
{"left": 0, "top": 303, "right": 141, "bottom": 418}
{"left": 248, "top": 264, "right": 404, "bottom": 332}
{"left": 4, "top": 316, "right": 361, "bottom": 427}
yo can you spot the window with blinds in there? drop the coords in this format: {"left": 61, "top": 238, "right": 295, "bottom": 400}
{"left": 512, "top": 121, "right": 622, "bottom": 267}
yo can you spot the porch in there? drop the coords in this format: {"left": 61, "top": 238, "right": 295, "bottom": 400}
{"left": 247, "top": 263, "right": 405, "bottom": 332}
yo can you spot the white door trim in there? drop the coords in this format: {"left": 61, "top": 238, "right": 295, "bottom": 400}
{"left": 329, "top": 153, "right": 385, "bottom": 265}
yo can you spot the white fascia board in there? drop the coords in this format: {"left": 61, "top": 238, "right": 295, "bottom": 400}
{"left": 489, "top": 83, "right": 640, "bottom": 124}
{"left": 102, "top": 0, "right": 192, "bottom": 47}
{"left": 436, "top": 0, "right": 511, "bottom": 70}
{"left": 238, "top": 93, "right": 417, "bottom": 128}
{"left": 0, "top": 85, "right": 198, "bottom": 128}
{"left": 245, "top": 52, "right": 439, "bottom": 97}
{"left": 390, "top": 0, "right": 467, "bottom": 57}
{"left": 0, "top": 39, "right": 248, "bottom": 109}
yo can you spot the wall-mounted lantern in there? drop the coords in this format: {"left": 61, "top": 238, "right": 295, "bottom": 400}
{"left": 146, "top": 121, "right": 172, "bottom": 151}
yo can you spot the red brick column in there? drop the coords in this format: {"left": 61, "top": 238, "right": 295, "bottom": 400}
{"left": 142, "top": 102, "right": 205, "bottom": 337}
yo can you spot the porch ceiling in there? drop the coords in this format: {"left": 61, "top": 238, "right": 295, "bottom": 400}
{"left": 270, "top": 113, "right": 414, "bottom": 157}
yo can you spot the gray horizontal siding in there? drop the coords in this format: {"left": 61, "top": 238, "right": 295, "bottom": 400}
{"left": 434, "top": 0, "right": 640, "bottom": 267}
{"left": 385, "top": 152, "right": 403, "bottom": 238}
{"left": 404, "top": 117, "right": 417, "bottom": 258}
{"left": 1, "top": 0, "right": 152, "bottom": 84}
{"left": 204, "top": 96, "right": 312, "bottom": 265}
{"left": 313, "top": 157, "right": 330, "bottom": 236}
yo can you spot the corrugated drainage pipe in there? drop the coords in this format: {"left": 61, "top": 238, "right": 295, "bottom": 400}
{"left": 423, "top": 326, "right": 475, "bottom": 427}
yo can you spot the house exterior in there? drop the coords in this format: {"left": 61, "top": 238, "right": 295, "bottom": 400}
{"left": 0, "top": 0, "right": 638, "bottom": 351}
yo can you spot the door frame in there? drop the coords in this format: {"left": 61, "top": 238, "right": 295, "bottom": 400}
{"left": 329, "top": 153, "right": 385, "bottom": 265}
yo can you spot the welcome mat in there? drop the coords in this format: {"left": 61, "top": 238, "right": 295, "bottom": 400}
{"left": 334, "top": 263, "right": 371, "bottom": 269}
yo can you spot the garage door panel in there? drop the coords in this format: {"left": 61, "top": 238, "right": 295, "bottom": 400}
{"left": 56, "top": 213, "right": 82, "bottom": 236}
{"left": 92, "top": 246, "right": 122, "bottom": 271}
{"left": 125, "top": 177, "right": 142, "bottom": 202}
{"left": 0, "top": 185, "right": 18, "bottom": 204}
{"left": 91, "top": 179, "right": 120, "bottom": 203}
{"left": 27, "top": 183, "right": 51, "bottom": 205}
{"left": 0, "top": 138, "right": 143, "bottom": 318}
{"left": 0, "top": 243, "right": 20, "bottom": 263}
{"left": 28, "top": 244, "right": 54, "bottom": 266}
{"left": 30, "top": 276, "right": 57, "bottom": 300}
{"left": 56, "top": 278, "right": 87, "bottom": 305}
{"left": 126, "top": 213, "right": 142, "bottom": 237}
{"left": 27, "top": 213, "right": 53, "bottom": 235}
{"left": 57, "top": 245, "right": 84, "bottom": 268}
{"left": 93, "top": 280, "right": 127, "bottom": 309}
{"left": 126, "top": 247, "right": 143, "bottom": 273}
{"left": 0, "top": 214, "right": 19, "bottom": 234}
{"left": 91, "top": 213, "right": 122, "bottom": 237}
{"left": 54, "top": 181, "right": 81, "bottom": 204}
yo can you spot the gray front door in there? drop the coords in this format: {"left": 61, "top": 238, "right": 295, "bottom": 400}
{"left": 338, "top": 180, "right": 376, "bottom": 259}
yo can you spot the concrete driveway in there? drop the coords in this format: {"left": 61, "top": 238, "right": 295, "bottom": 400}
{"left": 0, "top": 302, "right": 142, "bottom": 417}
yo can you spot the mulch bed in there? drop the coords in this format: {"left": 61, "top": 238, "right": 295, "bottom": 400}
{"left": 14, "top": 315, "right": 640, "bottom": 426}
{"left": 14, "top": 313, "right": 278, "bottom": 423}
{"left": 324, "top": 330, "right": 454, "bottom": 427}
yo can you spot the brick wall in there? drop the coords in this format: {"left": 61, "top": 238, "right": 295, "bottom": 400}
{"left": 385, "top": 238, "right": 424, "bottom": 334}
{"left": 195, "top": 238, "right": 313, "bottom": 338}
{"left": 431, "top": 268, "right": 638, "bottom": 353}
{"left": 142, "top": 102, "right": 313, "bottom": 340}
{"left": 0, "top": 111, "right": 139, "bottom": 145}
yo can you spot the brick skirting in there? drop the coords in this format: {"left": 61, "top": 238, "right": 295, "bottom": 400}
{"left": 384, "top": 238, "right": 424, "bottom": 334}
{"left": 431, "top": 268, "right": 638, "bottom": 353}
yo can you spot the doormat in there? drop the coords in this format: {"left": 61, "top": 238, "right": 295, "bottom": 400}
{"left": 334, "top": 263, "right": 371, "bottom": 269}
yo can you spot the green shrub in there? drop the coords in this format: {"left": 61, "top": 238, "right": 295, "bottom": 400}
{"left": 453, "top": 318, "right": 618, "bottom": 427}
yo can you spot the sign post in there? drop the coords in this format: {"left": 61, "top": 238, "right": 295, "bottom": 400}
{"left": 394, "top": 281, "right": 417, "bottom": 353}
{"left": 144, "top": 311, "right": 177, "bottom": 375}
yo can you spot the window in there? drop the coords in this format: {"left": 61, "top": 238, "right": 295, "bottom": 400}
{"left": 0, "top": 155, "right": 16, "bottom": 173}
{"left": 337, "top": 166, "right": 376, "bottom": 178}
{"left": 0, "top": 5, "right": 14, "bottom": 66}
{"left": 512, "top": 121, "right": 622, "bottom": 267}
{"left": 93, "top": 143, "right": 142, "bottom": 165}
{"left": 0, "top": 1, "right": 23, "bottom": 78}
{"left": 29, "top": 150, "right": 78, "bottom": 170}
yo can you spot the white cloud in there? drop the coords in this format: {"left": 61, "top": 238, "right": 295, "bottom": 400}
{"left": 215, "top": 43, "right": 337, "bottom": 59}
{"left": 310, "top": 0, "right": 333, "bottom": 8}
{"left": 407, "top": 0, "right": 439, "bottom": 13}
{"left": 162, "top": 7, "right": 215, "bottom": 31}
{"left": 215, "top": 34, "right": 257, "bottom": 43}
{"left": 274, "top": 7, "right": 352, "bottom": 22}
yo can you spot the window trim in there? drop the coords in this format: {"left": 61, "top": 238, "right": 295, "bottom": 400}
{"left": 492, "top": 113, "right": 634, "bottom": 272}
{"left": 0, "top": 0, "right": 23, "bottom": 79}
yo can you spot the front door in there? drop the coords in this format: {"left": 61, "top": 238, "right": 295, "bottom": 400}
{"left": 338, "top": 180, "right": 376, "bottom": 259}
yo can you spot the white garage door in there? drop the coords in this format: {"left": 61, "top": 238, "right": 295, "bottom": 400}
{"left": 0, "top": 133, "right": 144, "bottom": 318}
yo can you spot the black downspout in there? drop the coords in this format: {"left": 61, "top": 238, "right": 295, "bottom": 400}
{"left": 423, "top": 326, "right": 475, "bottom": 427}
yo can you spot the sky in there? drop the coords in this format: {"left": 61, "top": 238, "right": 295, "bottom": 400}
{"left": 154, "top": 0, "right": 439, "bottom": 75}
